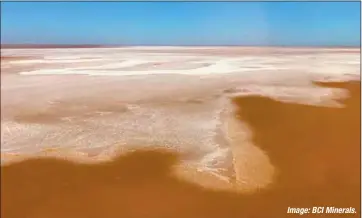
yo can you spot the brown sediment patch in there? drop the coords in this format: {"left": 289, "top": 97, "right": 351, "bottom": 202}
{"left": 1, "top": 56, "right": 36, "bottom": 66}
{"left": 1, "top": 56, "right": 35, "bottom": 61}
{"left": 1, "top": 60, "right": 109, "bottom": 75}
{"left": 1, "top": 56, "right": 43, "bottom": 75}
{"left": 13, "top": 100, "right": 130, "bottom": 124}
{"left": 230, "top": 80, "right": 360, "bottom": 213}
{"left": 1, "top": 149, "right": 239, "bottom": 218}
{"left": 1, "top": 81, "right": 360, "bottom": 218}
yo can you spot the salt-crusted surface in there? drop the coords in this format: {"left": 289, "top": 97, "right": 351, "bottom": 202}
{"left": 1, "top": 47, "right": 360, "bottom": 191}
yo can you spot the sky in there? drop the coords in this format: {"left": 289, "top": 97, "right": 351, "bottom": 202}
{"left": 1, "top": 2, "right": 361, "bottom": 46}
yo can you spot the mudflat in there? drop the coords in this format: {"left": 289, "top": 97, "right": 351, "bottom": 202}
{"left": 1, "top": 47, "right": 360, "bottom": 217}
{"left": 1, "top": 81, "right": 360, "bottom": 218}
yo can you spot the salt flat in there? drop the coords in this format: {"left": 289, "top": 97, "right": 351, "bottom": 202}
{"left": 1, "top": 47, "right": 360, "bottom": 192}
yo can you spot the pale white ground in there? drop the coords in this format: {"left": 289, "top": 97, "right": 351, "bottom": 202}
{"left": 1, "top": 47, "right": 360, "bottom": 191}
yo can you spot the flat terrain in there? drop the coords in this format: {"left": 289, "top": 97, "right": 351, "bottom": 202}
{"left": 0, "top": 47, "right": 360, "bottom": 217}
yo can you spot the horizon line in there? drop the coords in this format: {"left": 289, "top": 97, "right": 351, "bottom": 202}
{"left": 1, "top": 43, "right": 361, "bottom": 49}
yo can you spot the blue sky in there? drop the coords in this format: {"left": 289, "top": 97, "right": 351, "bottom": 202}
{"left": 1, "top": 2, "right": 360, "bottom": 46}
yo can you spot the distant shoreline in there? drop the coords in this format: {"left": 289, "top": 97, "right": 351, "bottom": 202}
{"left": 1, "top": 44, "right": 360, "bottom": 49}
{"left": 0, "top": 44, "right": 111, "bottom": 49}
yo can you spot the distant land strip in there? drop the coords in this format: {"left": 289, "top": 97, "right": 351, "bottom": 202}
{"left": 1, "top": 44, "right": 361, "bottom": 49}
